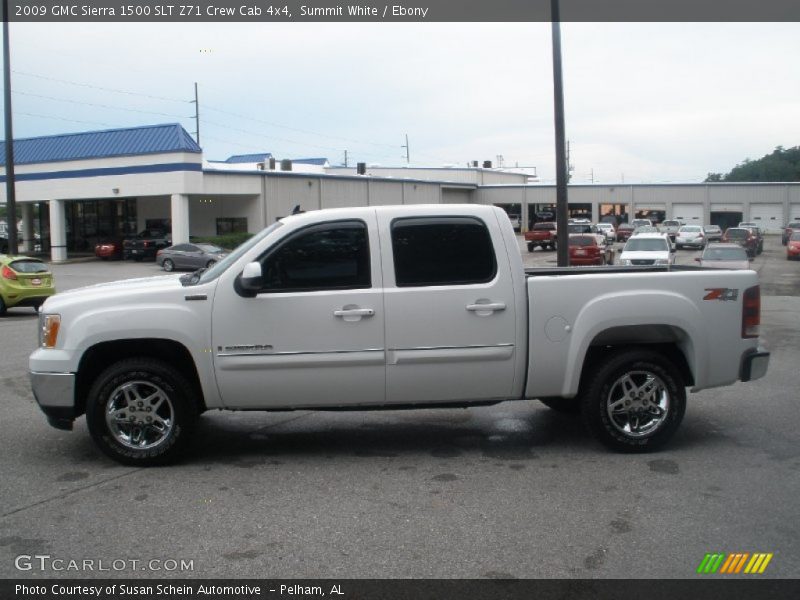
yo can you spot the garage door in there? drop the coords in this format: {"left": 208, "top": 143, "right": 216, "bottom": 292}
{"left": 791, "top": 204, "right": 800, "bottom": 222}
{"left": 749, "top": 203, "right": 784, "bottom": 233}
{"left": 673, "top": 203, "right": 703, "bottom": 224}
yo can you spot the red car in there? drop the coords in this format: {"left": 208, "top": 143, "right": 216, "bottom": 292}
{"left": 94, "top": 239, "right": 124, "bottom": 260}
{"left": 787, "top": 232, "right": 800, "bottom": 260}
{"left": 783, "top": 222, "right": 800, "bottom": 245}
{"left": 568, "top": 234, "right": 613, "bottom": 266}
{"left": 616, "top": 223, "right": 635, "bottom": 242}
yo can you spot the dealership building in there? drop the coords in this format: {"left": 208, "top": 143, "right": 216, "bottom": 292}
{"left": 1, "top": 123, "right": 799, "bottom": 262}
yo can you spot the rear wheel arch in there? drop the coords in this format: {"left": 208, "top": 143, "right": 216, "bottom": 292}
{"left": 75, "top": 338, "right": 206, "bottom": 418}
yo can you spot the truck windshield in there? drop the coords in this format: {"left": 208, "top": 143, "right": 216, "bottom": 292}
{"left": 625, "top": 239, "right": 668, "bottom": 252}
{"left": 185, "top": 222, "right": 283, "bottom": 286}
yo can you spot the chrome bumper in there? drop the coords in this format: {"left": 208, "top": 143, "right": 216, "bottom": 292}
{"left": 30, "top": 371, "right": 76, "bottom": 430}
{"left": 740, "top": 348, "right": 770, "bottom": 383}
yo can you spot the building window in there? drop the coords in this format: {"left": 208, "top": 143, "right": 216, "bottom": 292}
{"left": 216, "top": 217, "right": 248, "bottom": 235}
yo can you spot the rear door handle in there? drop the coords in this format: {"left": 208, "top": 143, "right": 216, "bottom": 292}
{"left": 466, "top": 302, "right": 506, "bottom": 313}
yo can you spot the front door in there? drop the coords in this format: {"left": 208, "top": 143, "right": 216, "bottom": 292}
{"left": 211, "top": 215, "right": 385, "bottom": 409}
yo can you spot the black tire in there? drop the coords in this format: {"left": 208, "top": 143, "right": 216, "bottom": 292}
{"left": 86, "top": 358, "right": 198, "bottom": 466}
{"left": 527, "top": 243, "right": 535, "bottom": 253}
{"left": 540, "top": 396, "right": 581, "bottom": 414}
{"left": 162, "top": 259, "right": 174, "bottom": 272}
{"left": 551, "top": 240, "right": 558, "bottom": 251}
{"left": 0, "top": 296, "right": 6, "bottom": 316}
{"left": 580, "top": 348, "right": 686, "bottom": 452}
{"left": 675, "top": 244, "right": 683, "bottom": 250}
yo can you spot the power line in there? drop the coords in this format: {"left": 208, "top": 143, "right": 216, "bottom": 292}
{"left": 10, "top": 89, "right": 192, "bottom": 119}
{"left": 11, "top": 69, "right": 189, "bottom": 104}
{"left": 16, "top": 111, "right": 117, "bottom": 128}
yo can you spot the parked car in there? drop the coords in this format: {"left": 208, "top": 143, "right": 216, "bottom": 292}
{"left": 525, "top": 222, "right": 557, "bottom": 251}
{"left": 659, "top": 220, "right": 682, "bottom": 240}
{"left": 703, "top": 225, "right": 723, "bottom": 243}
{"left": 782, "top": 222, "right": 800, "bottom": 245}
{"left": 633, "top": 225, "right": 659, "bottom": 235}
{"left": 124, "top": 229, "right": 171, "bottom": 261}
{"left": 738, "top": 222, "right": 764, "bottom": 253}
{"left": 721, "top": 227, "right": 759, "bottom": 257}
{"left": 29, "top": 204, "right": 769, "bottom": 464}
{"left": 787, "top": 232, "right": 800, "bottom": 260}
{"left": 618, "top": 233, "right": 674, "bottom": 266}
{"left": 0, "top": 255, "right": 56, "bottom": 315}
{"left": 695, "top": 243, "right": 751, "bottom": 269}
{"left": 568, "top": 234, "right": 614, "bottom": 266}
{"left": 157, "top": 243, "right": 228, "bottom": 272}
{"left": 616, "top": 223, "right": 635, "bottom": 242}
{"left": 675, "top": 225, "right": 706, "bottom": 249}
{"left": 594, "top": 222, "right": 616, "bottom": 243}
{"left": 631, "top": 219, "right": 653, "bottom": 229}
{"left": 94, "top": 239, "right": 124, "bottom": 260}
{"left": 506, "top": 214, "right": 521, "bottom": 231}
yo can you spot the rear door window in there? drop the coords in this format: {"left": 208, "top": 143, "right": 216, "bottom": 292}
{"left": 391, "top": 217, "right": 496, "bottom": 287}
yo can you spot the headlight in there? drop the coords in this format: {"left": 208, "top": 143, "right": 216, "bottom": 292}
{"left": 41, "top": 314, "right": 61, "bottom": 349}
{"left": 620, "top": 259, "right": 632, "bottom": 266}
{"left": 654, "top": 259, "right": 669, "bottom": 265}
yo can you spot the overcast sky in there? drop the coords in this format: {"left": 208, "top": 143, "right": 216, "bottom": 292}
{"left": 2, "top": 22, "right": 799, "bottom": 183}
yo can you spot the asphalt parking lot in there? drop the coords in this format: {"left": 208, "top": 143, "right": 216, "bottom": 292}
{"left": 0, "top": 237, "right": 798, "bottom": 579}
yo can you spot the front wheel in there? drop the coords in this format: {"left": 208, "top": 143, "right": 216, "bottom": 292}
{"left": 581, "top": 349, "right": 686, "bottom": 452}
{"left": 86, "top": 358, "right": 198, "bottom": 466}
{"left": 206, "top": 259, "right": 216, "bottom": 268}
{"left": 162, "top": 259, "right": 174, "bottom": 272}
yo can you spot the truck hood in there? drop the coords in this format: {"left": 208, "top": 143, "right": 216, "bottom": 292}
{"left": 619, "top": 251, "right": 670, "bottom": 261}
{"left": 42, "top": 275, "right": 185, "bottom": 313}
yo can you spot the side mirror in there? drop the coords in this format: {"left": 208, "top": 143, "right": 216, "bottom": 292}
{"left": 235, "top": 261, "right": 263, "bottom": 297}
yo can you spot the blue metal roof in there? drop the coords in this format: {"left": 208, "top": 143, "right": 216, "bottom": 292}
{"left": 292, "top": 157, "right": 328, "bottom": 165}
{"left": 0, "top": 123, "right": 201, "bottom": 166}
{"left": 224, "top": 153, "right": 273, "bottom": 163}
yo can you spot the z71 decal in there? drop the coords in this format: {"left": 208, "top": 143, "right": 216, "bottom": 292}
{"left": 704, "top": 288, "right": 739, "bottom": 301}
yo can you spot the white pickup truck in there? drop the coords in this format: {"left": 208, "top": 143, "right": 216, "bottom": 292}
{"left": 29, "top": 205, "right": 769, "bottom": 465}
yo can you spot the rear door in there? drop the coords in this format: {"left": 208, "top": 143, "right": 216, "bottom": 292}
{"left": 377, "top": 209, "right": 517, "bottom": 404}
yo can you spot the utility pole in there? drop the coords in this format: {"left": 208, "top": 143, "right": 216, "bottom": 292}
{"left": 2, "top": 0, "right": 18, "bottom": 255}
{"left": 590, "top": 168, "right": 594, "bottom": 184}
{"left": 401, "top": 134, "right": 410, "bottom": 164}
{"left": 191, "top": 82, "right": 200, "bottom": 146}
{"left": 343, "top": 149, "right": 348, "bottom": 167}
{"left": 551, "top": 0, "right": 569, "bottom": 267}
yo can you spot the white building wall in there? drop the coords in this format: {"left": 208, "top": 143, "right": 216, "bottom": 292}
{"left": 367, "top": 181, "right": 404, "bottom": 206}
{"left": 136, "top": 196, "right": 171, "bottom": 230}
{"left": 402, "top": 182, "right": 441, "bottom": 204}
{"left": 320, "top": 178, "right": 369, "bottom": 209}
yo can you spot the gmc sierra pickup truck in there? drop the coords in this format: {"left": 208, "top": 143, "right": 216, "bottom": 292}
{"left": 29, "top": 205, "right": 769, "bottom": 465}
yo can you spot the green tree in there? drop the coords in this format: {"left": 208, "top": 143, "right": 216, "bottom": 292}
{"left": 705, "top": 146, "right": 800, "bottom": 182}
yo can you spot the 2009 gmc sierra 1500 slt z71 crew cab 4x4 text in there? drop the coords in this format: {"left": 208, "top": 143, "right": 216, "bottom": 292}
{"left": 29, "top": 205, "right": 770, "bottom": 465}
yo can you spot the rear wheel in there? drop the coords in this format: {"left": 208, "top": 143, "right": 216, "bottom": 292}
{"left": 527, "top": 243, "right": 535, "bottom": 252}
{"left": 162, "top": 259, "right": 174, "bottom": 272}
{"left": 86, "top": 358, "right": 198, "bottom": 466}
{"left": 581, "top": 349, "right": 686, "bottom": 452}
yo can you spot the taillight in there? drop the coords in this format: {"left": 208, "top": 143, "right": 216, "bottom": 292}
{"left": 144, "top": 241, "right": 150, "bottom": 248}
{"left": 1, "top": 265, "right": 17, "bottom": 280}
{"left": 742, "top": 285, "right": 760, "bottom": 338}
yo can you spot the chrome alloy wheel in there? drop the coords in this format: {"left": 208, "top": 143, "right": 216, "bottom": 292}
{"left": 105, "top": 381, "right": 174, "bottom": 450}
{"left": 605, "top": 370, "right": 669, "bottom": 438}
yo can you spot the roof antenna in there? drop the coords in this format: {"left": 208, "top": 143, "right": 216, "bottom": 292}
{"left": 291, "top": 205, "right": 304, "bottom": 215}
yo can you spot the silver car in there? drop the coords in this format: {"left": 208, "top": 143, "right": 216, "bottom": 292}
{"left": 157, "top": 243, "right": 227, "bottom": 272}
{"left": 675, "top": 225, "right": 706, "bottom": 249}
{"left": 696, "top": 243, "right": 751, "bottom": 270}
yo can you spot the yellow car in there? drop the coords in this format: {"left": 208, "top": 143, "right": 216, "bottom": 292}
{"left": 0, "top": 255, "right": 56, "bottom": 316}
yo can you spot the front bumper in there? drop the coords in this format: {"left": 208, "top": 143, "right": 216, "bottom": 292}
{"left": 30, "top": 371, "right": 76, "bottom": 430}
{"left": 740, "top": 348, "right": 770, "bottom": 383}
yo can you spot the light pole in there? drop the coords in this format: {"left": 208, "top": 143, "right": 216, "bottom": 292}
{"left": 551, "top": 0, "right": 569, "bottom": 267}
{"left": 2, "top": 0, "right": 18, "bottom": 255}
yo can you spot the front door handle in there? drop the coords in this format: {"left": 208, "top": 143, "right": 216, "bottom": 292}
{"left": 466, "top": 302, "right": 506, "bottom": 315}
{"left": 334, "top": 307, "right": 375, "bottom": 322}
